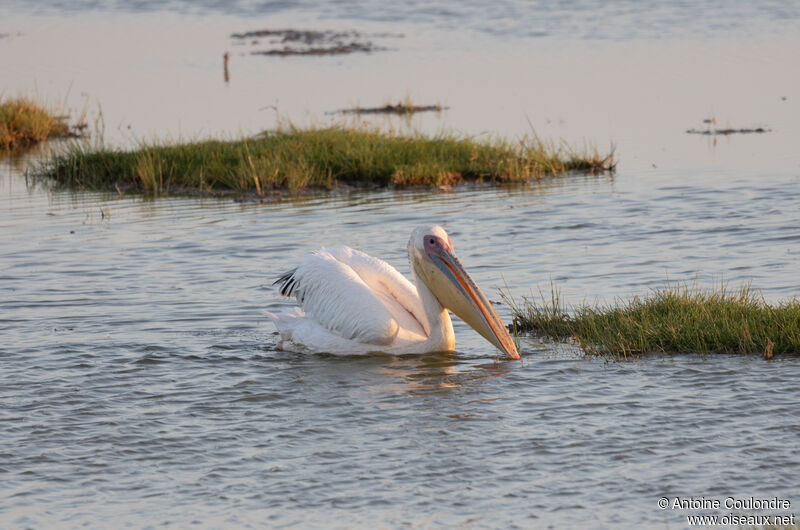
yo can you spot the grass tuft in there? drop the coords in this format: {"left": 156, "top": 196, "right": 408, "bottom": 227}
{"left": 0, "top": 97, "right": 73, "bottom": 152}
{"left": 508, "top": 282, "right": 800, "bottom": 358}
{"left": 38, "top": 125, "right": 615, "bottom": 195}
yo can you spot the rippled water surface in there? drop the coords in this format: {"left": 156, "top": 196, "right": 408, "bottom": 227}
{"left": 2, "top": 157, "right": 799, "bottom": 527}
{"left": 3, "top": 0, "right": 800, "bottom": 527}
{"left": 9, "top": 0, "right": 800, "bottom": 41}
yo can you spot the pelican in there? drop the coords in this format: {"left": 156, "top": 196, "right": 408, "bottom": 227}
{"left": 266, "top": 226, "right": 519, "bottom": 359}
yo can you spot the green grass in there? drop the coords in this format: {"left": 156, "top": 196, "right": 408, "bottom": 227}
{"left": 39, "top": 125, "right": 615, "bottom": 195}
{"left": 0, "top": 97, "right": 72, "bottom": 151}
{"left": 508, "top": 282, "right": 800, "bottom": 358}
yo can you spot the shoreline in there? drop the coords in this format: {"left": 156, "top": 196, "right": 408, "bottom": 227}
{"left": 2, "top": 13, "right": 797, "bottom": 175}
{"left": 508, "top": 283, "right": 800, "bottom": 359}
{"left": 36, "top": 126, "right": 615, "bottom": 196}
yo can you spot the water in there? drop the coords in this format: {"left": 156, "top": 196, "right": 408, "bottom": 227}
{"left": 2, "top": 2, "right": 799, "bottom": 174}
{"left": 2, "top": 158, "right": 799, "bottom": 527}
{"left": 7, "top": 0, "right": 800, "bottom": 42}
{"left": 3, "top": 0, "right": 800, "bottom": 527}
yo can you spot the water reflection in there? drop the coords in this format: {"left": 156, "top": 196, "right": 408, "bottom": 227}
{"left": 3, "top": 11, "right": 798, "bottom": 175}
{"left": 3, "top": 155, "right": 800, "bottom": 530}
{"left": 375, "top": 352, "right": 513, "bottom": 395}
{"left": 2, "top": 80, "right": 800, "bottom": 530}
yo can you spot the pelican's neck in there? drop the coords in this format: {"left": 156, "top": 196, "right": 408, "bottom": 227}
{"left": 413, "top": 267, "right": 455, "bottom": 352}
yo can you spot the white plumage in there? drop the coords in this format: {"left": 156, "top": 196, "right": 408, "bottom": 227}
{"left": 266, "top": 226, "right": 520, "bottom": 359}
{"left": 267, "top": 247, "right": 435, "bottom": 354}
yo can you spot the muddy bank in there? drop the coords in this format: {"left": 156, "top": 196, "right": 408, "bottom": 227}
{"left": 230, "top": 28, "right": 400, "bottom": 56}
{"left": 686, "top": 127, "right": 770, "bottom": 135}
{"left": 334, "top": 102, "right": 447, "bottom": 115}
{"left": 687, "top": 118, "right": 770, "bottom": 135}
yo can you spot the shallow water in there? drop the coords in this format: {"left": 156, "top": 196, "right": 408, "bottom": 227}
{"left": 2, "top": 155, "right": 800, "bottom": 527}
{"left": 3, "top": 0, "right": 800, "bottom": 527}
{"left": 8, "top": 0, "right": 800, "bottom": 42}
{"left": 2, "top": 2, "right": 799, "bottom": 177}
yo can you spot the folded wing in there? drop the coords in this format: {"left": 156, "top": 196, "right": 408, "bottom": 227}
{"left": 274, "top": 247, "right": 426, "bottom": 346}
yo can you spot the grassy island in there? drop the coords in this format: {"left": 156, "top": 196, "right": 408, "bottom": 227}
{"left": 39, "top": 126, "right": 614, "bottom": 195}
{"left": 1, "top": 98, "right": 73, "bottom": 152}
{"left": 509, "top": 283, "right": 800, "bottom": 358}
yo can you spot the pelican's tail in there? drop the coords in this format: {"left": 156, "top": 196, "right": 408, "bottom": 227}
{"left": 263, "top": 307, "right": 305, "bottom": 342}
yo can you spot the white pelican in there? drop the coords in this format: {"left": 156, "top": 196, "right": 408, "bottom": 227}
{"left": 266, "top": 226, "right": 519, "bottom": 359}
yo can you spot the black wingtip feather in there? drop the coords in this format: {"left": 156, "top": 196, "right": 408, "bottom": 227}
{"left": 274, "top": 268, "right": 298, "bottom": 298}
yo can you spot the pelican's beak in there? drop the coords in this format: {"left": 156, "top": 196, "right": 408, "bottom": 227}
{"left": 415, "top": 247, "right": 520, "bottom": 360}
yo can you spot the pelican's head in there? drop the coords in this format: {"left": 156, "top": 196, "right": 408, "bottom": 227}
{"left": 408, "top": 226, "right": 520, "bottom": 360}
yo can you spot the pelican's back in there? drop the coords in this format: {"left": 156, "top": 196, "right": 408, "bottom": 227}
{"left": 272, "top": 247, "right": 426, "bottom": 349}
